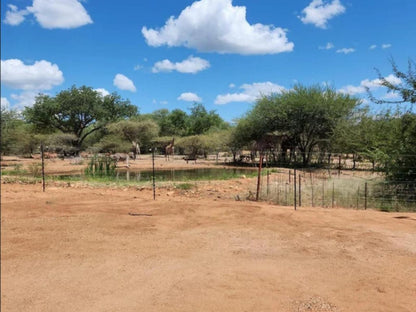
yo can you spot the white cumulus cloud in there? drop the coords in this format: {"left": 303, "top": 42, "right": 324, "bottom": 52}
{"left": 177, "top": 92, "right": 202, "bottom": 102}
{"left": 336, "top": 48, "right": 355, "bottom": 54}
{"left": 215, "top": 82, "right": 285, "bottom": 105}
{"left": 142, "top": 0, "right": 294, "bottom": 55}
{"left": 152, "top": 56, "right": 210, "bottom": 74}
{"left": 369, "top": 44, "right": 377, "bottom": 50}
{"left": 10, "top": 91, "right": 40, "bottom": 108}
{"left": 113, "top": 74, "right": 136, "bottom": 92}
{"left": 3, "top": 4, "right": 29, "bottom": 26}
{"left": 299, "top": 0, "right": 346, "bottom": 29}
{"left": 1, "top": 59, "right": 64, "bottom": 90}
{"left": 338, "top": 74, "right": 402, "bottom": 95}
{"left": 3, "top": 0, "right": 92, "bottom": 29}
{"left": 94, "top": 88, "right": 110, "bottom": 97}
{"left": 382, "top": 43, "right": 392, "bottom": 49}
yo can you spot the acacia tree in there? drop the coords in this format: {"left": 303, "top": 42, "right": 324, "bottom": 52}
{"left": 366, "top": 58, "right": 416, "bottom": 183}
{"left": 367, "top": 58, "right": 416, "bottom": 105}
{"left": 234, "top": 85, "right": 360, "bottom": 166}
{"left": 23, "top": 86, "right": 138, "bottom": 152}
{"left": 107, "top": 119, "right": 159, "bottom": 159}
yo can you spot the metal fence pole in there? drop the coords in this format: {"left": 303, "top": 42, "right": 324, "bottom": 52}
{"left": 299, "top": 174, "right": 302, "bottom": 207}
{"left": 152, "top": 148, "right": 156, "bottom": 200}
{"left": 40, "top": 143, "right": 45, "bottom": 192}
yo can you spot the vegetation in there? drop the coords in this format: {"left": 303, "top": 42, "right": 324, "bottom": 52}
{"left": 233, "top": 85, "right": 360, "bottom": 166}
{"left": 2, "top": 58, "right": 415, "bottom": 208}
{"left": 23, "top": 86, "right": 138, "bottom": 153}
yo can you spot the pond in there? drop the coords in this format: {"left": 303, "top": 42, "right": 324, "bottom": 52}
{"left": 114, "top": 167, "right": 257, "bottom": 182}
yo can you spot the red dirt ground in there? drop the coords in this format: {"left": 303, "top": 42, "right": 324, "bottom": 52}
{"left": 1, "top": 156, "right": 416, "bottom": 311}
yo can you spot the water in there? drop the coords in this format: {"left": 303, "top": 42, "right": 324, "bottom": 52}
{"left": 115, "top": 167, "right": 256, "bottom": 182}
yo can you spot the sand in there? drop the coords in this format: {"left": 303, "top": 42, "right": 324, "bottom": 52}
{"left": 1, "top": 156, "right": 416, "bottom": 311}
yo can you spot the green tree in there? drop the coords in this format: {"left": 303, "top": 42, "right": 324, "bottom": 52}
{"left": 23, "top": 86, "right": 138, "bottom": 152}
{"left": 107, "top": 119, "right": 159, "bottom": 158}
{"left": 367, "top": 58, "right": 416, "bottom": 105}
{"left": 234, "top": 85, "right": 360, "bottom": 165}
{"left": 177, "top": 135, "right": 211, "bottom": 158}
{"left": 1, "top": 108, "right": 40, "bottom": 155}
{"left": 167, "top": 109, "right": 189, "bottom": 136}
{"left": 187, "top": 103, "right": 228, "bottom": 135}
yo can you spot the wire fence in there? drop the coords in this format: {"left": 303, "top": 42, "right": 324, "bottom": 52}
{"left": 257, "top": 168, "right": 416, "bottom": 212}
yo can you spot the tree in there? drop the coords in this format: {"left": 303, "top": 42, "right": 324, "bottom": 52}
{"left": 107, "top": 119, "right": 159, "bottom": 158}
{"left": 1, "top": 107, "right": 40, "bottom": 155}
{"left": 23, "top": 86, "right": 138, "bottom": 152}
{"left": 234, "top": 85, "right": 360, "bottom": 165}
{"left": 187, "top": 103, "right": 228, "bottom": 135}
{"left": 367, "top": 58, "right": 416, "bottom": 105}
{"left": 176, "top": 135, "right": 211, "bottom": 158}
{"left": 366, "top": 58, "right": 416, "bottom": 184}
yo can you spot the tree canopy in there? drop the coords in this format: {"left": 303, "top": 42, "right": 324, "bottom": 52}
{"left": 234, "top": 85, "right": 360, "bottom": 165}
{"left": 367, "top": 58, "right": 416, "bottom": 105}
{"left": 107, "top": 119, "right": 159, "bottom": 158}
{"left": 23, "top": 86, "right": 138, "bottom": 151}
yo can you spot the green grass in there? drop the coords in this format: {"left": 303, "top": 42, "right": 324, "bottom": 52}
{"left": 174, "top": 183, "right": 195, "bottom": 190}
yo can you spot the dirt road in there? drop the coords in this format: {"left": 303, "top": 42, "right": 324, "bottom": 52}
{"left": 2, "top": 179, "right": 416, "bottom": 312}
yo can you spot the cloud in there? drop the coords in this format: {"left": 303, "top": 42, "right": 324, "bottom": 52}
{"left": 3, "top": 0, "right": 92, "bottom": 29}
{"left": 1, "top": 97, "right": 10, "bottom": 110}
{"left": 338, "top": 74, "right": 402, "bottom": 95}
{"left": 3, "top": 4, "right": 29, "bottom": 26}
{"left": 369, "top": 44, "right": 377, "bottom": 50}
{"left": 152, "top": 56, "right": 210, "bottom": 74}
{"left": 94, "top": 88, "right": 110, "bottom": 97}
{"left": 1, "top": 59, "right": 64, "bottom": 90}
{"left": 319, "top": 42, "right": 334, "bottom": 50}
{"left": 113, "top": 74, "right": 136, "bottom": 92}
{"left": 299, "top": 0, "right": 346, "bottom": 29}
{"left": 382, "top": 43, "right": 392, "bottom": 49}
{"left": 336, "top": 48, "right": 355, "bottom": 54}
{"left": 215, "top": 82, "right": 285, "bottom": 105}
{"left": 229, "top": 83, "right": 236, "bottom": 88}
{"left": 142, "top": 0, "right": 294, "bottom": 55}
{"left": 177, "top": 92, "right": 202, "bottom": 102}
{"left": 10, "top": 91, "right": 40, "bottom": 108}
{"left": 133, "top": 65, "right": 142, "bottom": 71}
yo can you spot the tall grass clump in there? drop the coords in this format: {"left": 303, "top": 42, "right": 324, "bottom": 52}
{"left": 85, "top": 155, "right": 116, "bottom": 177}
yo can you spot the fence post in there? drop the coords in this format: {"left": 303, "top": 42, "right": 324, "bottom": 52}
{"left": 364, "top": 182, "right": 368, "bottom": 210}
{"left": 294, "top": 168, "right": 297, "bottom": 210}
{"left": 40, "top": 143, "right": 46, "bottom": 192}
{"left": 299, "top": 174, "right": 302, "bottom": 207}
{"left": 338, "top": 155, "right": 342, "bottom": 176}
{"left": 332, "top": 180, "right": 335, "bottom": 208}
{"left": 152, "top": 147, "right": 156, "bottom": 200}
{"left": 311, "top": 173, "right": 314, "bottom": 207}
{"left": 289, "top": 170, "right": 291, "bottom": 183}
{"left": 256, "top": 152, "right": 264, "bottom": 201}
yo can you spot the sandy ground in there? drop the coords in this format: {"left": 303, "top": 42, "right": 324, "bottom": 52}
{"left": 1, "top": 156, "right": 416, "bottom": 311}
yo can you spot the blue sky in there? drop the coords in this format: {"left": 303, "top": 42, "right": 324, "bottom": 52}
{"left": 1, "top": 0, "right": 415, "bottom": 121}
